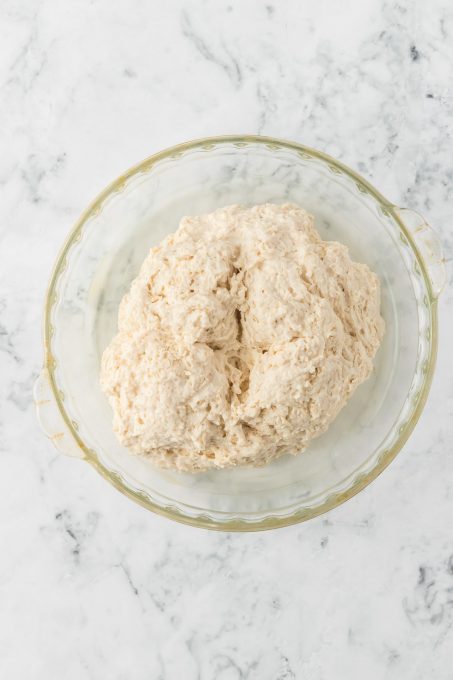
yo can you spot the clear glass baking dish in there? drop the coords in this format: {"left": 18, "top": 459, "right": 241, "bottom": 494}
{"left": 35, "top": 136, "right": 445, "bottom": 531}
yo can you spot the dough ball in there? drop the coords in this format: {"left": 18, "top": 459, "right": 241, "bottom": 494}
{"left": 101, "top": 204, "right": 384, "bottom": 472}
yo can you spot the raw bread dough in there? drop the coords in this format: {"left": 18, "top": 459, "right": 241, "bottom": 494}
{"left": 101, "top": 204, "right": 384, "bottom": 472}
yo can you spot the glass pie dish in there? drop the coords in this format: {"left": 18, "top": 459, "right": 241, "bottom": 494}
{"left": 35, "top": 136, "right": 445, "bottom": 531}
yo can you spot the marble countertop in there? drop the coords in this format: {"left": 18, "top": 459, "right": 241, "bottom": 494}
{"left": 1, "top": 1, "right": 453, "bottom": 678}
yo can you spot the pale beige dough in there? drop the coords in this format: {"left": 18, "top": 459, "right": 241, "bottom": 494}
{"left": 101, "top": 204, "right": 384, "bottom": 471}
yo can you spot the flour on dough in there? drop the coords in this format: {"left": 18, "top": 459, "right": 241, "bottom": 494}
{"left": 101, "top": 204, "right": 384, "bottom": 472}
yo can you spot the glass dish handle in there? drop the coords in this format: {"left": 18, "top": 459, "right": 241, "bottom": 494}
{"left": 394, "top": 207, "right": 446, "bottom": 298}
{"left": 34, "top": 370, "right": 85, "bottom": 459}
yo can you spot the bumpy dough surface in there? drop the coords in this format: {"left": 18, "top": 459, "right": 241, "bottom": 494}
{"left": 101, "top": 204, "right": 384, "bottom": 472}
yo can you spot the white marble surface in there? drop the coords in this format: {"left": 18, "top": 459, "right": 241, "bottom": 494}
{"left": 1, "top": 0, "right": 453, "bottom": 677}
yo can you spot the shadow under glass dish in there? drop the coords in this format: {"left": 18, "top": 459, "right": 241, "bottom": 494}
{"left": 41, "top": 137, "right": 439, "bottom": 529}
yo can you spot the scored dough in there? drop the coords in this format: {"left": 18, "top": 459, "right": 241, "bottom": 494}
{"left": 101, "top": 203, "right": 384, "bottom": 472}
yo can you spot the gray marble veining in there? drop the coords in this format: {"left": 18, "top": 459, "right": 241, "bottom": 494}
{"left": 1, "top": 0, "right": 453, "bottom": 678}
